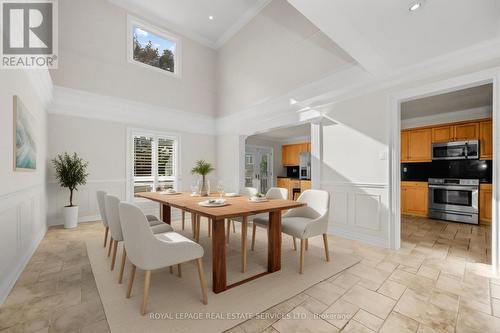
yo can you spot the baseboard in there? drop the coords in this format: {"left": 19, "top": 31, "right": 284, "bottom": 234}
{"left": 328, "top": 226, "right": 389, "bottom": 248}
{"left": 0, "top": 225, "right": 47, "bottom": 305}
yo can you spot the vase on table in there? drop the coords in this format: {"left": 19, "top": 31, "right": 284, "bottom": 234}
{"left": 198, "top": 176, "right": 210, "bottom": 196}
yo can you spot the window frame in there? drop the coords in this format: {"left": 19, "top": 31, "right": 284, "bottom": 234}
{"left": 126, "top": 128, "right": 181, "bottom": 202}
{"left": 126, "top": 15, "right": 182, "bottom": 78}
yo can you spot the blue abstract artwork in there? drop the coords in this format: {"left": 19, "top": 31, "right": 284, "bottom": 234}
{"left": 14, "top": 96, "right": 36, "bottom": 171}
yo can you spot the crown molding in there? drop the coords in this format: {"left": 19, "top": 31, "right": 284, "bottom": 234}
{"left": 107, "top": 0, "right": 216, "bottom": 49}
{"left": 107, "top": 0, "right": 272, "bottom": 50}
{"left": 48, "top": 86, "right": 216, "bottom": 135}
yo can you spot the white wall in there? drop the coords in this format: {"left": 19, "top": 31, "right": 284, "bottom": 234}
{"left": 401, "top": 105, "right": 493, "bottom": 129}
{"left": 50, "top": 0, "right": 217, "bottom": 116}
{"left": 47, "top": 114, "right": 216, "bottom": 225}
{"left": 216, "top": 0, "right": 355, "bottom": 116}
{"left": 0, "top": 70, "right": 49, "bottom": 304}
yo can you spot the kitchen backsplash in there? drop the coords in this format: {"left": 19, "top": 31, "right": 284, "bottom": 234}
{"left": 402, "top": 160, "right": 492, "bottom": 183}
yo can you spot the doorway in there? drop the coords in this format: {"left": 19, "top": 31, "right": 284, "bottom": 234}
{"left": 390, "top": 69, "right": 500, "bottom": 274}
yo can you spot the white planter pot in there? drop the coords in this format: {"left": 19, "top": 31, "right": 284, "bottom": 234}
{"left": 63, "top": 206, "right": 79, "bottom": 229}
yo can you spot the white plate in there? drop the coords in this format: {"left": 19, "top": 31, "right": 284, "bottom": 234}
{"left": 225, "top": 193, "right": 239, "bottom": 197}
{"left": 198, "top": 200, "right": 229, "bottom": 207}
{"left": 249, "top": 197, "right": 268, "bottom": 202}
{"left": 159, "top": 191, "right": 180, "bottom": 195}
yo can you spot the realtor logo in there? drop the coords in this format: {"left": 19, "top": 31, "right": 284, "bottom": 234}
{"left": 1, "top": 0, "right": 58, "bottom": 68}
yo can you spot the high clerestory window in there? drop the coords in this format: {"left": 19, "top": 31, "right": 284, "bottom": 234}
{"left": 127, "top": 16, "right": 181, "bottom": 77}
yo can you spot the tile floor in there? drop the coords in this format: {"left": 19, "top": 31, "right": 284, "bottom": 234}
{"left": 1, "top": 215, "right": 499, "bottom": 333}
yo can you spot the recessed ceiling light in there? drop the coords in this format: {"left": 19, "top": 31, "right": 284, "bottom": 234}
{"left": 208, "top": 15, "right": 214, "bottom": 20}
{"left": 290, "top": 98, "right": 298, "bottom": 105}
{"left": 409, "top": 1, "right": 423, "bottom": 12}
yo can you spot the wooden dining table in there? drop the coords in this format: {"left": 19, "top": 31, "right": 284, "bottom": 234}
{"left": 136, "top": 192, "right": 305, "bottom": 293}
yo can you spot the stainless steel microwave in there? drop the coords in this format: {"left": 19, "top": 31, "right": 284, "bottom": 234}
{"left": 431, "top": 140, "right": 479, "bottom": 160}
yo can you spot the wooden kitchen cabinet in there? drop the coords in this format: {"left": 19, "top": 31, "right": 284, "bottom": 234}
{"left": 282, "top": 142, "right": 310, "bottom": 166}
{"left": 401, "top": 130, "right": 409, "bottom": 162}
{"left": 300, "top": 180, "right": 311, "bottom": 193}
{"left": 407, "top": 129, "right": 432, "bottom": 162}
{"left": 480, "top": 183, "right": 492, "bottom": 225}
{"left": 480, "top": 120, "right": 493, "bottom": 160}
{"left": 454, "top": 122, "right": 479, "bottom": 141}
{"left": 401, "top": 181, "right": 428, "bottom": 217}
{"left": 277, "top": 178, "right": 289, "bottom": 189}
{"left": 432, "top": 126, "right": 454, "bottom": 143}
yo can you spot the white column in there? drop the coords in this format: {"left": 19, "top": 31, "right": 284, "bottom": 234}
{"left": 310, "top": 121, "right": 322, "bottom": 189}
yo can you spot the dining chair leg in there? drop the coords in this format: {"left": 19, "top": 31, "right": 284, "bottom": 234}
{"left": 322, "top": 234, "right": 330, "bottom": 262}
{"left": 118, "top": 248, "right": 127, "bottom": 284}
{"left": 232, "top": 220, "right": 236, "bottom": 233}
{"left": 241, "top": 217, "right": 248, "bottom": 273}
{"left": 226, "top": 219, "right": 231, "bottom": 244}
{"left": 107, "top": 237, "right": 113, "bottom": 257}
{"left": 126, "top": 263, "right": 136, "bottom": 298}
{"left": 182, "top": 210, "right": 185, "bottom": 230}
{"left": 305, "top": 238, "right": 309, "bottom": 251}
{"left": 208, "top": 219, "right": 211, "bottom": 237}
{"left": 103, "top": 227, "right": 109, "bottom": 248}
{"left": 251, "top": 223, "right": 256, "bottom": 251}
{"left": 196, "top": 258, "right": 208, "bottom": 305}
{"left": 292, "top": 236, "right": 297, "bottom": 250}
{"left": 177, "top": 264, "right": 182, "bottom": 277}
{"left": 300, "top": 239, "right": 305, "bottom": 274}
{"left": 141, "top": 270, "right": 151, "bottom": 315}
{"left": 110, "top": 240, "right": 118, "bottom": 270}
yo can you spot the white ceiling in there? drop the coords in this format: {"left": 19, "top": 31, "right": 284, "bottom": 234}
{"left": 251, "top": 123, "right": 311, "bottom": 141}
{"left": 108, "top": 0, "right": 271, "bottom": 48}
{"left": 288, "top": 0, "right": 500, "bottom": 74}
{"left": 401, "top": 84, "right": 493, "bottom": 120}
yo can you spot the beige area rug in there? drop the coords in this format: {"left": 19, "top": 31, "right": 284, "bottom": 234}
{"left": 86, "top": 219, "right": 360, "bottom": 333}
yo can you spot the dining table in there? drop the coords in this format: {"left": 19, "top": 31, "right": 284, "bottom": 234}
{"left": 135, "top": 192, "right": 306, "bottom": 293}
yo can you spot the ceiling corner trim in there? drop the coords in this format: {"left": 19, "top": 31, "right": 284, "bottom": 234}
{"left": 214, "top": 0, "right": 272, "bottom": 48}
{"left": 107, "top": 0, "right": 217, "bottom": 49}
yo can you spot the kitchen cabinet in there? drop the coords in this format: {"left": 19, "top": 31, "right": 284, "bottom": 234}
{"left": 276, "top": 178, "right": 310, "bottom": 200}
{"left": 282, "top": 142, "right": 310, "bottom": 166}
{"left": 454, "top": 122, "right": 479, "bottom": 141}
{"left": 401, "top": 131, "right": 409, "bottom": 162}
{"left": 300, "top": 180, "right": 311, "bottom": 193}
{"left": 432, "top": 126, "right": 454, "bottom": 143}
{"left": 401, "top": 181, "right": 428, "bottom": 217}
{"left": 480, "top": 120, "right": 493, "bottom": 160}
{"left": 406, "top": 129, "right": 432, "bottom": 162}
{"left": 480, "top": 183, "right": 492, "bottom": 225}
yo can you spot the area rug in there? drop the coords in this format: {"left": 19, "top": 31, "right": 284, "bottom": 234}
{"left": 86, "top": 219, "right": 360, "bottom": 333}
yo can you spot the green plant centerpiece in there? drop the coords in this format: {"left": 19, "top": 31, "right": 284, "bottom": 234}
{"left": 191, "top": 160, "right": 214, "bottom": 197}
{"left": 52, "top": 152, "right": 89, "bottom": 207}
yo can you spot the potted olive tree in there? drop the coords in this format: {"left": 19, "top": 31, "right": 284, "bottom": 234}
{"left": 191, "top": 160, "right": 214, "bottom": 196}
{"left": 52, "top": 152, "right": 89, "bottom": 228}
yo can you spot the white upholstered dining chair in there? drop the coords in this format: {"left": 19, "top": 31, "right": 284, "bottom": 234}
{"left": 104, "top": 195, "right": 173, "bottom": 282}
{"left": 253, "top": 189, "right": 331, "bottom": 273}
{"left": 96, "top": 190, "right": 166, "bottom": 256}
{"left": 119, "top": 202, "right": 208, "bottom": 315}
{"left": 230, "top": 187, "right": 287, "bottom": 272}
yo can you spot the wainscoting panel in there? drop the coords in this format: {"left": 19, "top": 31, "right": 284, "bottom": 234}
{"left": 322, "top": 181, "right": 389, "bottom": 247}
{"left": 0, "top": 185, "right": 47, "bottom": 304}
